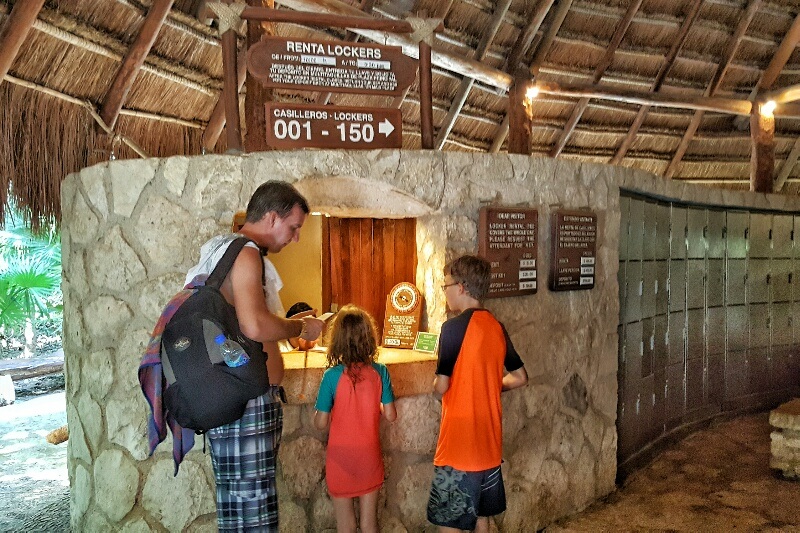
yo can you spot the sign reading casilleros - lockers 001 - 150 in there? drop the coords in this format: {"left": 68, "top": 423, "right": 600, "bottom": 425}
{"left": 549, "top": 210, "right": 598, "bottom": 291}
{"left": 265, "top": 102, "right": 402, "bottom": 149}
{"left": 248, "top": 36, "right": 417, "bottom": 96}
{"left": 478, "top": 207, "right": 538, "bottom": 298}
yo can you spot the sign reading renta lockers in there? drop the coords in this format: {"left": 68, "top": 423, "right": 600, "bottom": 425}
{"left": 478, "top": 207, "right": 538, "bottom": 298}
{"left": 248, "top": 36, "right": 417, "bottom": 96}
{"left": 550, "top": 210, "right": 597, "bottom": 291}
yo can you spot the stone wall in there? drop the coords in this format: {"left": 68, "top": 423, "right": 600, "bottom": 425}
{"left": 62, "top": 150, "right": 628, "bottom": 531}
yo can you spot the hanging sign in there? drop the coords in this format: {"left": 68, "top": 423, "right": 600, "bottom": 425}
{"left": 248, "top": 36, "right": 417, "bottom": 96}
{"left": 478, "top": 207, "right": 538, "bottom": 298}
{"left": 382, "top": 282, "right": 422, "bottom": 349}
{"left": 549, "top": 210, "right": 598, "bottom": 291}
{"left": 265, "top": 102, "right": 402, "bottom": 149}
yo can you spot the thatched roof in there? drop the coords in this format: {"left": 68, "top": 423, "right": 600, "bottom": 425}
{"left": 2, "top": 0, "right": 800, "bottom": 227}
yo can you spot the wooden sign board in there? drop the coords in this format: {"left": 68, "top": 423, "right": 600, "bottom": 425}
{"left": 248, "top": 36, "right": 417, "bottom": 96}
{"left": 549, "top": 210, "right": 598, "bottom": 291}
{"left": 478, "top": 207, "right": 538, "bottom": 298}
{"left": 265, "top": 102, "right": 402, "bottom": 149}
{"left": 382, "top": 282, "right": 422, "bottom": 349}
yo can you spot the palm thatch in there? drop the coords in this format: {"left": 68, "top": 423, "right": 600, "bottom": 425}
{"left": 1, "top": 0, "right": 800, "bottom": 227}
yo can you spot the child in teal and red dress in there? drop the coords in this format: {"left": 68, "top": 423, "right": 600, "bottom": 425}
{"left": 314, "top": 304, "right": 397, "bottom": 533}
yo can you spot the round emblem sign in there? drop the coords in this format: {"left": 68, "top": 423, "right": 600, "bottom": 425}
{"left": 389, "top": 282, "right": 420, "bottom": 314}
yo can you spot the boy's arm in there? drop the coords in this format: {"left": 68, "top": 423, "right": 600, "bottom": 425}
{"left": 433, "top": 374, "right": 451, "bottom": 395}
{"left": 502, "top": 366, "right": 528, "bottom": 391}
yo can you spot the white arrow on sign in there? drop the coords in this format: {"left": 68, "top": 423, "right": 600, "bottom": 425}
{"left": 378, "top": 118, "right": 395, "bottom": 137}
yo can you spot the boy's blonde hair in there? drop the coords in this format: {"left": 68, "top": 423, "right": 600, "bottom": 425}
{"left": 325, "top": 304, "right": 379, "bottom": 368}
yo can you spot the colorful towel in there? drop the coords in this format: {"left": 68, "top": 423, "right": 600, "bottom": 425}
{"left": 138, "top": 275, "right": 206, "bottom": 475}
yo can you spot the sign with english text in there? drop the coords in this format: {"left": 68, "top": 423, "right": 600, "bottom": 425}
{"left": 265, "top": 102, "right": 402, "bottom": 149}
{"left": 248, "top": 36, "right": 417, "bottom": 96}
{"left": 478, "top": 207, "right": 538, "bottom": 298}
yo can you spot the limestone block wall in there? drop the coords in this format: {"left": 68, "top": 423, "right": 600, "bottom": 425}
{"left": 62, "top": 150, "right": 626, "bottom": 532}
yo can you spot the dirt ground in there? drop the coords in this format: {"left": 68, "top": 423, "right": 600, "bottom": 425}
{"left": 0, "top": 375, "right": 69, "bottom": 532}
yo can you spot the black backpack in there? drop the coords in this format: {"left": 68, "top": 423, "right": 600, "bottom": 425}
{"left": 161, "top": 237, "right": 269, "bottom": 432}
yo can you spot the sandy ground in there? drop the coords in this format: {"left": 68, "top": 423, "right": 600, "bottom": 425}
{"left": 0, "top": 383, "right": 69, "bottom": 532}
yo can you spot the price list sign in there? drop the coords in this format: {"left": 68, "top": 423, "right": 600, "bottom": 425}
{"left": 478, "top": 207, "right": 538, "bottom": 298}
{"left": 550, "top": 210, "right": 598, "bottom": 291}
{"left": 248, "top": 37, "right": 417, "bottom": 96}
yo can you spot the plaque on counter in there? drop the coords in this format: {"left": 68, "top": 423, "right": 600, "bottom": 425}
{"left": 382, "top": 282, "right": 422, "bottom": 349}
{"left": 478, "top": 207, "right": 538, "bottom": 298}
{"left": 549, "top": 210, "right": 597, "bottom": 291}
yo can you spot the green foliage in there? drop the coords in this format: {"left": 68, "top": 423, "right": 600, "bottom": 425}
{"left": 0, "top": 204, "right": 62, "bottom": 334}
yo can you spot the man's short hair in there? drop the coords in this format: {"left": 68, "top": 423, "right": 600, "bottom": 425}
{"left": 246, "top": 181, "right": 310, "bottom": 222}
{"left": 445, "top": 255, "right": 490, "bottom": 301}
{"left": 286, "top": 301, "right": 313, "bottom": 318}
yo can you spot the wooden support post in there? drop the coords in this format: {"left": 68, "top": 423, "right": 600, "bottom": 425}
{"left": 0, "top": 0, "right": 47, "bottom": 85}
{"left": 221, "top": 0, "right": 243, "bottom": 153}
{"left": 99, "top": 0, "right": 174, "bottom": 132}
{"left": 750, "top": 102, "right": 775, "bottom": 193}
{"left": 244, "top": 0, "right": 273, "bottom": 153}
{"left": 507, "top": 72, "right": 531, "bottom": 155}
{"left": 202, "top": 48, "right": 247, "bottom": 152}
{"left": 419, "top": 40, "right": 434, "bottom": 149}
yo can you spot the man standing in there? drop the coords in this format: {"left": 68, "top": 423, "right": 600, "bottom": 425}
{"left": 427, "top": 255, "right": 528, "bottom": 533}
{"left": 185, "top": 180, "right": 324, "bottom": 532}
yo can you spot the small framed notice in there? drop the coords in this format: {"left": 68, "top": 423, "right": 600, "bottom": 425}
{"left": 413, "top": 332, "right": 439, "bottom": 353}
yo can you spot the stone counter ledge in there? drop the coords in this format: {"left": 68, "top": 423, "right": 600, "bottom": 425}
{"left": 281, "top": 347, "right": 437, "bottom": 404}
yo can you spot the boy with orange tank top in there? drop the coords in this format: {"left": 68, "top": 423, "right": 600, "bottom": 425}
{"left": 427, "top": 255, "right": 528, "bottom": 532}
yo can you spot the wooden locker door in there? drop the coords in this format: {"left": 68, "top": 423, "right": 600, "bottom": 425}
{"left": 323, "top": 217, "right": 417, "bottom": 336}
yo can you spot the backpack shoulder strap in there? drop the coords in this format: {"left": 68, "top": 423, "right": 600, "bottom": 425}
{"left": 205, "top": 237, "right": 254, "bottom": 289}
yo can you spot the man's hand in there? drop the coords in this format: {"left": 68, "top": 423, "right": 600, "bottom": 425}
{"left": 300, "top": 316, "right": 325, "bottom": 341}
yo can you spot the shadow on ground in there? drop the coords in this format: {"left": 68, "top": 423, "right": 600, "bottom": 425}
{"left": 0, "top": 375, "right": 69, "bottom": 532}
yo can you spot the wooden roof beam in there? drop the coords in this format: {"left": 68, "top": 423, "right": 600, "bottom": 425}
{"left": 99, "top": 0, "right": 175, "bottom": 132}
{"left": 761, "top": 83, "right": 800, "bottom": 105}
{"left": 664, "top": 0, "right": 761, "bottom": 179}
{"left": 490, "top": 0, "right": 574, "bottom": 153}
{"left": 550, "top": 0, "right": 642, "bottom": 158}
{"left": 0, "top": 0, "right": 47, "bottom": 86}
{"left": 535, "top": 81, "right": 754, "bottom": 115}
{"left": 504, "top": 0, "right": 556, "bottom": 73}
{"left": 610, "top": 0, "right": 703, "bottom": 165}
{"left": 773, "top": 137, "right": 800, "bottom": 192}
{"left": 737, "top": 13, "right": 800, "bottom": 130}
{"left": 434, "top": 0, "right": 513, "bottom": 150}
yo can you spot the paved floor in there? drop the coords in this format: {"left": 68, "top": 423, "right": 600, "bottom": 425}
{"left": 546, "top": 412, "right": 800, "bottom": 532}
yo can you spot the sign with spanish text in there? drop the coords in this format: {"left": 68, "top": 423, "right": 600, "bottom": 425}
{"left": 248, "top": 36, "right": 417, "bottom": 96}
{"left": 478, "top": 207, "right": 538, "bottom": 298}
{"left": 549, "top": 210, "right": 597, "bottom": 291}
{"left": 265, "top": 102, "right": 402, "bottom": 149}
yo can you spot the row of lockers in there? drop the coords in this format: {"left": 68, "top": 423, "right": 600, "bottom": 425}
{"left": 620, "top": 196, "right": 799, "bottom": 261}
{"left": 621, "top": 305, "right": 798, "bottom": 381}
{"left": 617, "top": 346, "right": 800, "bottom": 462}
{"left": 620, "top": 258, "right": 799, "bottom": 323}
{"left": 617, "top": 195, "right": 800, "bottom": 469}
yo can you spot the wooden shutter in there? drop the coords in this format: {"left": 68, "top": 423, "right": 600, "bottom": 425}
{"left": 323, "top": 217, "right": 417, "bottom": 335}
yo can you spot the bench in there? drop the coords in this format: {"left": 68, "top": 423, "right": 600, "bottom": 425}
{"left": 770, "top": 398, "right": 800, "bottom": 480}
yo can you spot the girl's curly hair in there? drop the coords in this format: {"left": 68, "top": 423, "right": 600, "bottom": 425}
{"left": 324, "top": 304, "right": 379, "bottom": 371}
